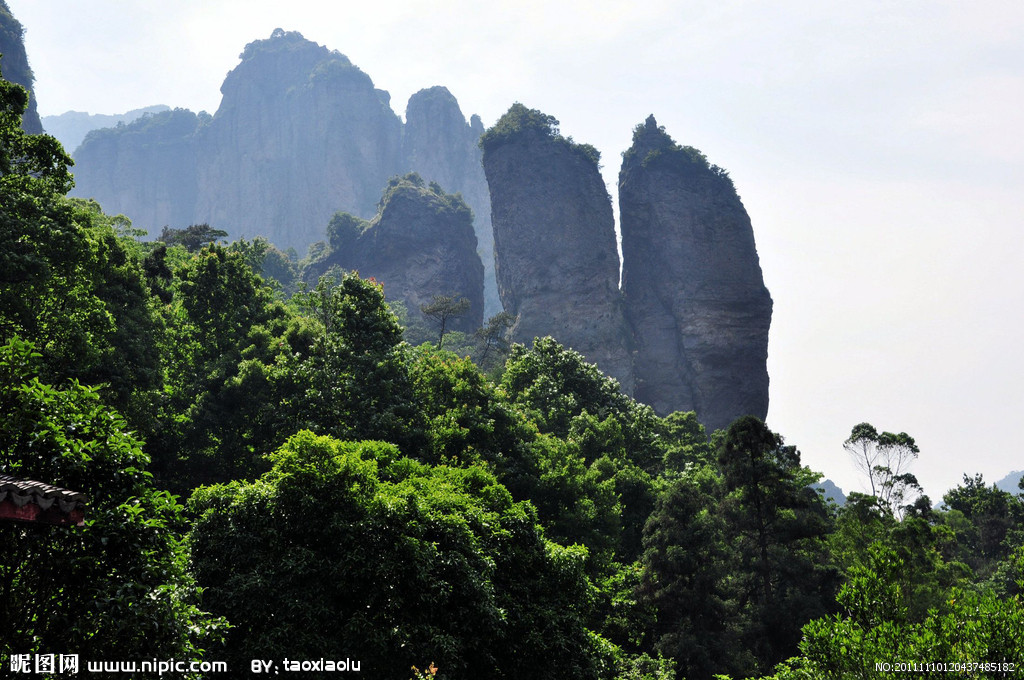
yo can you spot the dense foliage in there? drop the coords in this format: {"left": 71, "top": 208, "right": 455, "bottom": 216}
{"left": 0, "top": 338, "right": 224, "bottom": 660}
{"left": 190, "top": 431, "right": 603, "bottom": 679}
{"left": 2, "top": 68, "right": 1023, "bottom": 680}
{"left": 623, "top": 117, "right": 735, "bottom": 191}
{"left": 481, "top": 102, "right": 602, "bottom": 167}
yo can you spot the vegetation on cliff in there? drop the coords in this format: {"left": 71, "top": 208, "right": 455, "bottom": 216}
{"left": 481, "top": 102, "right": 602, "bottom": 168}
{"left": 622, "top": 115, "right": 734, "bottom": 190}
{"left": 307, "top": 172, "right": 484, "bottom": 337}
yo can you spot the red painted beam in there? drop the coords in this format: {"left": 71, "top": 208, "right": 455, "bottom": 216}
{"left": 0, "top": 498, "right": 85, "bottom": 526}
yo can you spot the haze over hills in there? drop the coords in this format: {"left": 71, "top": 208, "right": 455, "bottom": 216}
{"left": 11, "top": 5, "right": 1024, "bottom": 675}
{"left": 5, "top": 0, "right": 1023, "bottom": 506}
{"left": 994, "top": 470, "right": 1023, "bottom": 495}
{"left": 42, "top": 105, "right": 170, "bottom": 153}
{"left": 814, "top": 479, "right": 847, "bottom": 506}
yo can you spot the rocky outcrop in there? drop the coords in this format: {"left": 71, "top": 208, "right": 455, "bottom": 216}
{"left": 192, "top": 29, "right": 403, "bottom": 253}
{"left": 72, "top": 109, "right": 204, "bottom": 232}
{"left": 619, "top": 115, "right": 772, "bottom": 431}
{"left": 403, "top": 87, "right": 497, "bottom": 315}
{"left": 308, "top": 173, "right": 484, "bottom": 333}
{"left": 0, "top": 0, "right": 43, "bottom": 134}
{"left": 481, "top": 104, "right": 633, "bottom": 392}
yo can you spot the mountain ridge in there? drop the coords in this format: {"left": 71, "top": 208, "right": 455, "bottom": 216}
{"left": 42, "top": 105, "right": 171, "bottom": 152}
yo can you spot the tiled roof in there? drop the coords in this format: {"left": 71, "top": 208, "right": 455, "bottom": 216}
{"left": 0, "top": 474, "right": 86, "bottom": 526}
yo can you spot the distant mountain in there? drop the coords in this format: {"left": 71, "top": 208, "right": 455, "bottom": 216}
{"left": 994, "top": 470, "right": 1023, "bottom": 495}
{"left": 66, "top": 29, "right": 774, "bottom": 431}
{"left": 813, "top": 479, "right": 847, "bottom": 506}
{"left": 42, "top": 105, "right": 170, "bottom": 153}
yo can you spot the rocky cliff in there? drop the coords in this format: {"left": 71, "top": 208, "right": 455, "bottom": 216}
{"left": 619, "top": 115, "right": 772, "bottom": 431}
{"left": 192, "top": 29, "right": 403, "bottom": 253}
{"left": 69, "top": 30, "right": 496, "bottom": 306}
{"left": 481, "top": 104, "right": 634, "bottom": 392}
{"left": 72, "top": 109, "right": 204, "bottom": 232}
{"left": 403, "top": 86, "right": 497, "bottom": 315}
{"left": 308, "top": 173, "right": 484, "bottom": 333}
{"left": 0, "top": 0, "right": 42, "bottom": 134}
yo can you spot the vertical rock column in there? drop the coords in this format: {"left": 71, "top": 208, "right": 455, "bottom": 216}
{"left": 619, "top": 116, "right": 772, "bottom": 431}
{"left": 481, "top": 104, "right": 633, "bottom": 393}
{"left": 403, "top": 87, "right": 499, "bottom": 316}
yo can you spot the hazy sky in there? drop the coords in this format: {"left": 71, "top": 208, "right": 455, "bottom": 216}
{"left": 8, "top": 0, "right": 1024, "bottom": 500}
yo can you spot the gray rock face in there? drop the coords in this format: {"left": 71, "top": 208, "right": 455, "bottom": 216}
{"left": 72, "top": 109, "right": 204, "bottom": 232}
{"left": 193, "top": 29, "right": 403, "bottom": 253}
{"left": 619, "top": 115, "right": 772, "bottom": 431}
{"left": 481, "top": 104, "right": 634, "bottom": 392}
{"left": 0, "top": 0, "right": 43, "bottom": 134}
{"left": 403, "top": 87, "right": 498, "bottom": 316}
{"left": 308, "top": 174, "right": 484, "bottom": 333}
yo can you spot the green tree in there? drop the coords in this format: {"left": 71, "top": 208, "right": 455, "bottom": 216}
{"left": 0, "top": 337, "right": 223, "bottom": 659}
{"left": 0, "top": 72, "right": 163, "bottom": 434}
{"left": 566, "top": 411, "right": 658, "bottom": 566}
{"left": 529, "top": 433, "right": 624, "bottom": 574}
{"left": 326, "top": 210, "right": 369, "bottom": 253}
{"left": 655, "top": 410, "right": 715, "bottom": 473}
{"left": 409, "top": 346, "right": 633, "bottom": 577}
{"left": 831, "top": 491, "right": 970, "bottom": 624}
{"left": 228, "top": 236, "right": 299, "bottom": 296}
{"left": 158, "top": 223, "right": 228, "bottom": 252}
{"left": 420, "top": 294, "right": 471, "bottom": 349}
{"left": 942, "top": 474, "right": 1022, "bottom": 584}
{"left": 843, "top": 423, "right": 922, "bottom": 517}
{"left": 501, "top": 337, "right": 661, "bottom": 474}
{"left": 474, "top": 310, "right": 515, "bottom": 369}
{"left": 717, "top": 416, "right": 838, "bottom": 673}
{"left": 189, "top": 430, "right": 605, "bottom": 679}
{"left": 499, "top": 338, "right": 665, "bottom": 575}
{"left": 292, "top": 270, "right": 423, "bottom": 452}
{"left": 408, "top": 347, "right": 533, "bottom": 471}
{"left": 142, "top": 243, "right": 175, "bottom": 303}
{"left": 152, "top": 244, "right": 293, "bottom": 489}
{"left": 638, "top": 465, "right": 744, "bottom": 679}
{"left": 766, "top": 544, "right": 1024, "bottom": 680}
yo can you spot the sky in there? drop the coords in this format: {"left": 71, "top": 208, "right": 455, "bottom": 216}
{"left": 8, "top": 0, "right": 1024, "bottom": 500}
